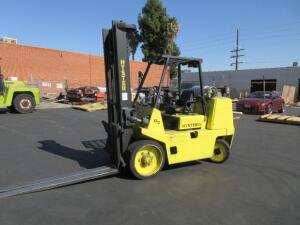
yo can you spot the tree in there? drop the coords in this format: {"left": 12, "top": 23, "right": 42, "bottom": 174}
{"left": 166, "top": 17, "right": 180, "bottom": 55}
{"left": 128, "top": 30, "right": 140, "bottom": 61}
{"left": 138, "top": 0, "right": 180, "bottom": 63}
{"left": 169, "top": 42, "right": 181, "bottom": 78}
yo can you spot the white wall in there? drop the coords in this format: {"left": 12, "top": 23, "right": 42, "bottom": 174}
{"left": 183, "top": 67, "right": 300, "bottom": 99}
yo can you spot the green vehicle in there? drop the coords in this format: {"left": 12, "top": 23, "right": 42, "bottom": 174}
{"left": 0, "top": 76, "right": 40, "bottom": 114}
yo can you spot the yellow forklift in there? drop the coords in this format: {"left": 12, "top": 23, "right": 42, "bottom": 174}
{"left": 102, "top": 21, "right": 234, "bottom": 179}
{"left": 0, "top": 21, "right": 234, "bottom": 198}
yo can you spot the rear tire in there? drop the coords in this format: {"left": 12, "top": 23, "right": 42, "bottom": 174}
{"left": 126, "top": 140, "right": 166, "bottom": 179}
{"left": 13, "top": 94, "right": 35, "bottom": 114}
{"left": 209, "top": 139, "right": 230, "bottom": 163}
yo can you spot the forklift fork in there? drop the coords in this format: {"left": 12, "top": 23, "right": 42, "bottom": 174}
{"left": 0, "top": 21, "right": 137, "bottom": 199}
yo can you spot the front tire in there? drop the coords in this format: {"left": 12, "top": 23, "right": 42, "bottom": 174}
{"left": 127, "top": 140, "right": 166, "bottom": 179}
{"left": 13, "top": 94, "right": 35, "bottom": 114}
{"left": 210, "top": 139, "right": 230, "bottom": 163}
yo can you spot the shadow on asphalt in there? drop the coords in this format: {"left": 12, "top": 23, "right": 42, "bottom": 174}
{"left": 164, "top": 160, "right": 202, "bottom": 170}
{"left": 37, "top": 139, "right": 204, "bottom": 180}
{"left": 0, "top": 108, "right": 10, "bottom": 114}
{"left": 38, "top": 139, "right": 111, "bottom": 169}
{"left": 116, "top": 157, "right": 203, "bottom": 180}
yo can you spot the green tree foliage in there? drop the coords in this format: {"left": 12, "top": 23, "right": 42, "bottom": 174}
{"left": 169, "top": 42, "right": 181, "bottom": 78}
{"left": 128, "top": 30, "right": 140, "bottom": 61}
{"left": 138, "top": 0, "right": 180, "bottom": 63}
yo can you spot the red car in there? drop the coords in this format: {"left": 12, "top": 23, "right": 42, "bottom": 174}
{"left": 237, "top": 91, "right": 285, "bottom": 114}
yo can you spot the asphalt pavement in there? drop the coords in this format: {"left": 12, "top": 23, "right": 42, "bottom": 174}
{"left": 0, "top": 107, "right": 299, "bottom": 225}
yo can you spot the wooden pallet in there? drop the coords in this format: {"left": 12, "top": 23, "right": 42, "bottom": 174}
{"left": 72, "top": 103, "right": 107, "bottom": 112}
{"left": 259, "top": 114, "right": 300, "bottom": 125}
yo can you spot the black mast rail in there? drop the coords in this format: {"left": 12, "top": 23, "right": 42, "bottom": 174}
{"left": 102, "top": 21, "right": 136, "bottom": 168}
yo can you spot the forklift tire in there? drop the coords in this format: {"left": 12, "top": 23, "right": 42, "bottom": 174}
{"left": 13, "top": 94, "right": 35, "bottom": 114}
{"left": 127, "top": 140, "right": 166, "bottom": 179}
{"left": 209, "top": 139, "right": 230, "bottom": 163}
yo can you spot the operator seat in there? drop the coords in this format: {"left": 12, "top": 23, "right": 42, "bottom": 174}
{"left": 164, "top": 90, "right": 194, "bottom": 114}
{"left": 177, "top": 90, "right": 194, "bottom": 107}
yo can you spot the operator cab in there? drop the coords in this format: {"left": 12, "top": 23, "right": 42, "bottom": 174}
{"left": 134, "top": 55, "right": 207, "bottom": 131}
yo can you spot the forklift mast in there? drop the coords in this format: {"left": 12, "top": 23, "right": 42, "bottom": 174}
{"left": 102, "top": 21, "right": 136, "bottom": 168}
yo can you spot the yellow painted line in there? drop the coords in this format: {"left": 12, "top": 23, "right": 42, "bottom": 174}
{"left": 72, "top": 103, "right": 107, "bottom": 112}
{"left": 260, "top": 114, "right": 271, "bottom": 119}
{"left": 266, "top": 114, "right": 281, "bottom": 119}
{"left": 276, "top": 116, "right": 291, "bottom": 120}
{"left": 286, "top": 117, "right": 300, "bottom": 122}
{"left": 259, "top": 114, "right": 300, "bottom": 125}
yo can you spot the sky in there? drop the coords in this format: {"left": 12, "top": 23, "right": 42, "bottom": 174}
{"left": 0, "top": 0, "right": 299, "bottom": 71}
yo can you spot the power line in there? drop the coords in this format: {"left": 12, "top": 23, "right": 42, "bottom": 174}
{"left": 239, "top": 20, "right": 300, "bottom": 33}
{"left": 177, "top": 34, "right": 234, "bottom": 49}
{"left": 178, "top": 21, "right": 300, "bottom": 50}
{"left": 180, "top": 31, "right": 300, "bottom": 54}
{"left": 180, "top": 39, "right": 234, "bottom": 51}
{"left": 230, "top": 29, "right": 245, "bottom": 70}
{"left": 179, "top": 21, "right": 300, "bottom": 48}
{"left": 177, "top": 22, "right": 300, "bottom": 67}
{"left": 176, "top": 30, "right": 234, "bottom": 44}
{"left": 245, "top": 60, "right": 295, "bottom": 64}
{"left": 180, "top": 32, "right": 300, "bottom": 52}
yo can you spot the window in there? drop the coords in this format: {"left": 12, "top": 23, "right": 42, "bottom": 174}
{"left": 251, "top": 79, "right": 277, "bottom": 92}
{"left": 248, "top": 92, "right": 272, "bottom": 99}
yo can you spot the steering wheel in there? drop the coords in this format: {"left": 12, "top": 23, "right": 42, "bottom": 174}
{"left": 182, "top": 95, "right": 206, "bottom": 114}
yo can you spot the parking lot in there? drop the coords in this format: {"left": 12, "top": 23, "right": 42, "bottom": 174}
{"left": 0, "top": 107, "right": 300, "bottom": 225}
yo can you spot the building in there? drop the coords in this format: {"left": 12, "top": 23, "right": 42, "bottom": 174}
{"left": 0, "top": 41, "right": 165, "bottom": 97}
{"left": 0, "top": 37, "right": 17, "bottom": 44}
{"left": 182, "top": 67, "right": 300, "bottom": 100}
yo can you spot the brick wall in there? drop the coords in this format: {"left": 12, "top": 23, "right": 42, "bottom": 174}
{"left": 0, "top": 42, "right": 166, "bottom": 96}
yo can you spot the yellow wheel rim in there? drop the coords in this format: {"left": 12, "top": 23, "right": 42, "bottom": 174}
{"left": 134, "top": 145, "right": 163, "bottom": 177}
{"left": 211, "top": 142, "right": 227, "bottom": 162}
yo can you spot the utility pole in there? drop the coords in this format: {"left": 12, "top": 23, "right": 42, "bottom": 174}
{"left": 230, "top": 29, "right": 245, "bottom": 70}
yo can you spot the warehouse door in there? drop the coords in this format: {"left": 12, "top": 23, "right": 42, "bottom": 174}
{"left": 250, "top": 79, "right": 277, "bottom": 93}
